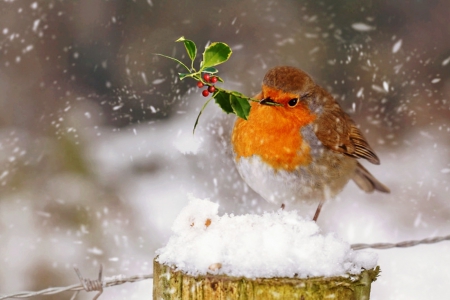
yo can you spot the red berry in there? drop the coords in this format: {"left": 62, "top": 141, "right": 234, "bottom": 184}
{"left": 203, "top": 73, "right": 210, "bottom": 82}
{"left": 202, "top": 90, "right": 210, "bottom": 97}
{"left": 210, "top": 76, "right": 218, "bottom": 83}
{"left": 208, "top": 86, "right": 215, "bottom": 93}
{"left": 197, "top": 81, "right": 204, "bottom": 88}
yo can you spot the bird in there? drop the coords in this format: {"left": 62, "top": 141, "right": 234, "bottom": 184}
{"left": 231, "top": 66, "right": 389, "bottom": 221}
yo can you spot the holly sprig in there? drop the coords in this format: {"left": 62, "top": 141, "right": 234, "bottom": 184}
{"left": 155, "top": 37, "right": 264, "bottom": 132}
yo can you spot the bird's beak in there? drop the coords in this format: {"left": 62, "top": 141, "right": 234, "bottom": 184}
{"left": 259, "top": 98, "right": 282, "bottom": 106}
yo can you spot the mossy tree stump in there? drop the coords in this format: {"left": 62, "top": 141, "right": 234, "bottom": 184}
{"left": 153, "top": 259, "right": 379, "bottom": 300}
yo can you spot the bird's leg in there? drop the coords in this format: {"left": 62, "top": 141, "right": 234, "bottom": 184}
{"left": 312, "top": 199, "right": 325, "bottom": 222}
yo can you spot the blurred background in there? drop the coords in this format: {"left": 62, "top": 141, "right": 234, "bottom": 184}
{"left": 0, "top": 0, "right": 449, "bottom": 299}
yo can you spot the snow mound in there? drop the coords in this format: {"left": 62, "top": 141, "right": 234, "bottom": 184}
{"left": 156, "top": 197, "right": 377, "bottom": 279}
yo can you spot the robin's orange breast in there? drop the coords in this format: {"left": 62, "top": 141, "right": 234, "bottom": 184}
{"left": 232, "top": 101, "right": 316, "bottom": 172}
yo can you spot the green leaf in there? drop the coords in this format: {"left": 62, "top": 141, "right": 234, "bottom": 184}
{"left": 178, "top": 73, "right": 192, "bottom": 80}
{"left": 213, "top": 91, "right": 234, "bottom": 114}
{"left": 230, "top": 90, "right": 245, "bottom": 97}
{"left": 202, "top": 42, "right": 232, "bottom": 68}
{"left": 202, "top": 67, "right": 218, "bottom": 74}
{"left": 176, "top": 36, "right": 197, "bottom": 63}
{"left": 230, "top": 95, "right": 251, "bottom": 120}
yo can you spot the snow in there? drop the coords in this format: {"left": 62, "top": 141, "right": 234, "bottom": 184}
{"left": 392, "top": 39, "right": 402, "bottom": 54}
{"left": 152, "top": 78, "right": 166, "bottom": 85}
{"left": 173, "top": 130, "right": 203, "bottom": 154}
{"left": 351, "top": 23, "right": 375, "bottom": 32}
{"left": 442, "top": 56, "right": 450, "bottom": 66}
{"left": 431, "top": 78, "right": 441, "bottom": 84}
{"left": 0, "top": 1, "right": 449, "bottom": 299}
{"left": 156, "top": 197, "right": 378, "bottom": 279}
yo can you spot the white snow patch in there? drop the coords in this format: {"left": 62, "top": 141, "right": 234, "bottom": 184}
{"left": 156, "top": 198, "right": 378, "bottom": 279}
{"left": 232, "top": 44, "right": 243, "bottom": 50}
{"left": 431, "top": 78, "right": 441, "bottom": 84}
{"left": 141, "top": 72, "right": 148, "bottom": 85}
{"left": 87, "top": 247, "right": 104, "bottom": 255}
{"left": 392, "top": 39, "right": 402, "bottom": 54}
{"left": 351, "top": 23, "right": 375, "bottom": 32}
{"left": 356, "top": 87, "right": 364, "bottom": 98}
{"left": 276, "top": 38, "right": 295, "bottom": 46}
{"left": 152, "top": 78, "right": 166, "bottom": 85}
{"left": 0, "top": 170, "right": 9, "bottom": 180}
{"left": 32, "top": 19, "right": 40, "bottom": 32}
{"left": 173, "top": 130, "right": 203, "bottom": 154}
{"left": 112, "top": 103, "right": 124, "bottom": 111}
{"left": 372, "top": 84, "right": 386, "bottom": 93}
{"left": 442, "top": 56, "right": 450, "bottom": 66}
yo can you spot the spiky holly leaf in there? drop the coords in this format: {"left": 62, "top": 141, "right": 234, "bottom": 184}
{"left": 202, "top": 67, "right": 219, "bottom": 74}
{"left": 178, "top": 73, "right": 192, "bottom": 80}
{"left": 176, "top": 36, "right": 197, "bottom": 63}
{"left": 230, "top": 94, "right": 251, "bottom": 120}
{"left": 202, "top": 42, "right": 232, "bottom": 68}
{"left": 213, "top": 90, "right": 234, "bottom": 114}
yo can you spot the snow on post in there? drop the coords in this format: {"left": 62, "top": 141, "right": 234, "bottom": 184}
{"left": 153, "top": 197, "right": 380, "bottom": 299}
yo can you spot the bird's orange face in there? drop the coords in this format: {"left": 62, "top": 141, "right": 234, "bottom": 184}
{"left": 232, "top": 83, "right": 317, "bottom": 171}
{"left": 261, "top": 84, "right": 311, "bottom": 113}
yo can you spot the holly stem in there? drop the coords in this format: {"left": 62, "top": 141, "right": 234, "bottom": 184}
{"left": 188, "top": 71, "right": 271, "bottom": 104}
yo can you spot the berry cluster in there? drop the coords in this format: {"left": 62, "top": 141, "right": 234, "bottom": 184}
{"left": 197, "top": 73, "right": 218, "bottom": 97}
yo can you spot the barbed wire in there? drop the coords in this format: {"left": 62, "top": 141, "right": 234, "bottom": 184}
{"left": 0, "top": 266, "right": 153, "bottom": 300}
{"left": 1, "top": 234, "right": 449, "bottom": 300}
{"left": 350, "top": 233, "right": 450, "bottom": 250}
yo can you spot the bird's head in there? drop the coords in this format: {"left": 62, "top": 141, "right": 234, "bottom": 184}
{"left": 258, "top": 66, "right": 320, "bottom": 121}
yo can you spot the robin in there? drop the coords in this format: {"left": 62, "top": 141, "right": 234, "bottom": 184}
{"left": 231, "top": 66, "right": 389, "bottom": 221}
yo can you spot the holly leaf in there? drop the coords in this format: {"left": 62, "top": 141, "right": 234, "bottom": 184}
{"left": 230, "top": 90, "right": 245, "bottom": 97}
{"left": 230, "top": 94, "right": 251, "bottom": 120}
{"left": 176, "top": 36, "right": 197, "bottom": 63}
{"left": 213, "top": 90, "right": 234, "bottom": 114}
{"left": 202, "top": 67, "right": 218, "bottom": 74}
{"left": 178, "top": 73, "right": 191, "bottom": 80}
{"left": 202, "top": 42, "right": 232, "bottom": 68}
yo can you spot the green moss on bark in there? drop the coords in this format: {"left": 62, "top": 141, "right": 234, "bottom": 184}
{"left": 153, "top": 258, "right": 379, "bottom": 300}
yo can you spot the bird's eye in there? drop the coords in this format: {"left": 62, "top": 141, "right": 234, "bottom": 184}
{"left": 288, "top": 98, "right": 299, "bottom": 107}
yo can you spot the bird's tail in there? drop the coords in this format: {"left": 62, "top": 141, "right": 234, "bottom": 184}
{"left": 352, "top": 162, "right": 390, "bottom": 193}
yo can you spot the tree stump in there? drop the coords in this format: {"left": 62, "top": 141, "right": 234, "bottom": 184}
{"left": 153, "top": 258, "right": 379, "bottom": 300}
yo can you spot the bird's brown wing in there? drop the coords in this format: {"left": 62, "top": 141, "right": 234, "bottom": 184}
{"left": 314, "top": 107, "right": 389, "bottom": 193}
{"left": 314, "top": 104, "right": 380, "bottom": 165}
{"left": 346, "top": 122, "right": 380, "bottom": 164}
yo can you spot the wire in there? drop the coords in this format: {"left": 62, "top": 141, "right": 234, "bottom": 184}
{"left": 1, "top": 234, "right": 449, "bottom": 299}
{"left": 0, "top": 269, "right": 153, "bottom": 300}
{"left": 351, "top": 234, "right": 450, "bottom": 250}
